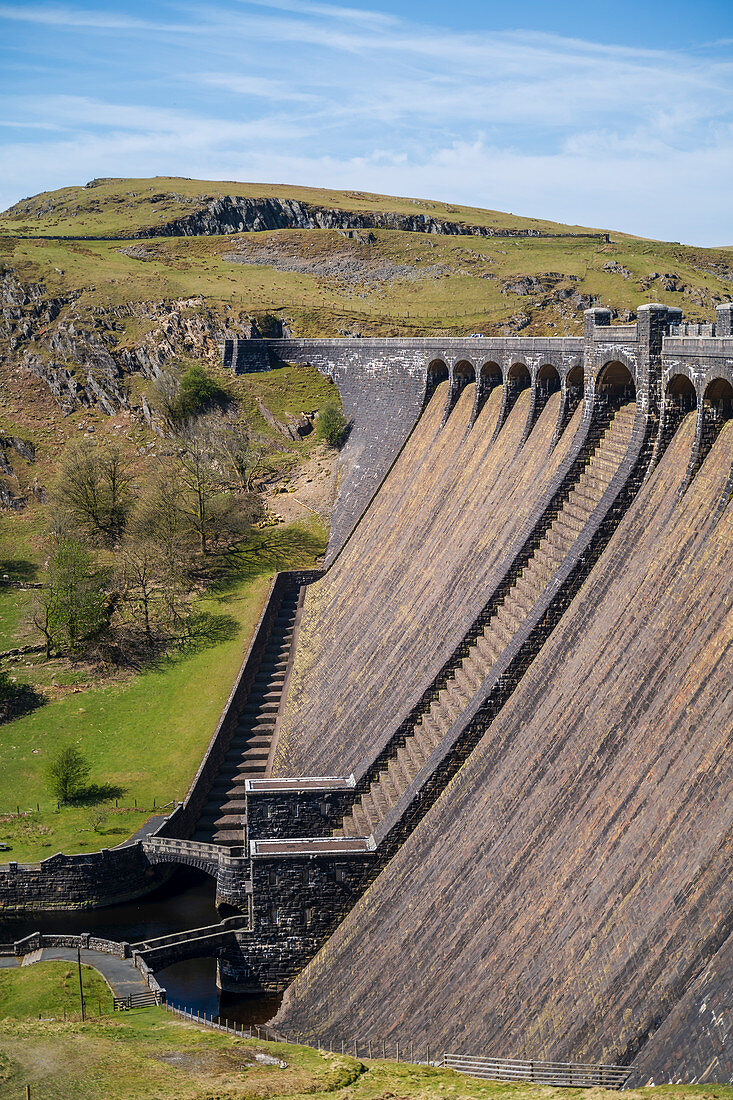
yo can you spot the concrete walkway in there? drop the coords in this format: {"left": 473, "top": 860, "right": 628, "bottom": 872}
{"left": 29, "top": 947, "right": 150, "bottom": 998}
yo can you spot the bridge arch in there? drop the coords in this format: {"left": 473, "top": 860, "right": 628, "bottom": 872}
{"left": 703, "top": 376, "right": 733, "bottom": 414}
{"left": 452, "top": 359, "right": 476, "bottom": 387}
{"left": 666, "top": 372, "right": 697, "bottom": 408}
{"left": 507, "top": 361, "right": 531, "bottom": 394}
{"left": 425, "top": 359, "right": 449, "bottom": 407}
{"left": 537, "top": 363, "right": 561, "bottom": 395}
{"left": 566, "top": 364, "right": 584, "bottom": 391}
{"left": 597, "top": 360, "right": 636, "bottom": 401}
{"left": 471, "top": 361, "right": 502, "bottom": 426}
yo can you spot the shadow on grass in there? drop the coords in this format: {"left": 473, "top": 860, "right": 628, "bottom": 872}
{"left": 70, "top": 782, "right": 126, "bottom": 806}
{"left": 179, "top": 611, "right": 239, "bottom": 651}
{"left": 212, "top": 524, "right": 327, "bottom": 594}
{"left": 0, "top": 558, "right": 39, "bottom": 585}
{"left": 0, "top": 679, "right": 45, "bottom": 724}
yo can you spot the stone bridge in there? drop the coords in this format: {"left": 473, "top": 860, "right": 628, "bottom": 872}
{"left": 221, "top": 303, "right": 733, "bottom": 552}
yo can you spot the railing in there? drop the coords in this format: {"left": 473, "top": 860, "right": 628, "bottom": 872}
{"left": 443, "top": 1053, "right": 629, "bottom": 1089}
{"left": 163, "top": 1001, "right": 281, "bottom": 1041}
{"left": 113, "top": 991, "right": 161, "bottom": 1010}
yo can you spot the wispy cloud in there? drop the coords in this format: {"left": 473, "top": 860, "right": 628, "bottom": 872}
{"left": 0, "top": 0, "right": 732, "bottom": 243}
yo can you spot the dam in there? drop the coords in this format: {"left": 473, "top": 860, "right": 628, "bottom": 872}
{"left": 2, "top": 304, "right": 731, "bottom": 1083}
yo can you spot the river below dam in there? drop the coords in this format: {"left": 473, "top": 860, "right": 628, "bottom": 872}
{"left": 0, "top": 868, "right": 282, "bottom": 1026}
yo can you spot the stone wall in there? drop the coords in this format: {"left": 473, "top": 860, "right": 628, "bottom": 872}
{"left": 272, "top": 412, "right": 733, "bottom": 1080}
{"left": 0, "top": 844, "right": 167, "bottom": 912}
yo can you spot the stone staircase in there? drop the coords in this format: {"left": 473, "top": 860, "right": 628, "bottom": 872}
{"left": 336, "top": 401, "right": 636, "bottom": 839}
{"left": 193, "top": 587, "right": 300, "bottom": 846}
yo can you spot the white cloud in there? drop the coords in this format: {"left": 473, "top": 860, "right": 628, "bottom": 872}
{"left": 1, "top": 0, "right": 732, "bottom": 243}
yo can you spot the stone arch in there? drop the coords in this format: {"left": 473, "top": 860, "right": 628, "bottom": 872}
{"left": 507, "top": 361, "right": 531, "bottom": 395}
{"left": 666, "top": 373, "right": 697, "bottom": 407}
{"left": 536, "top": 363, "right": 561, "bottom": 395}
{"left": 480, "top": 361, "right": 502, "bottom": 387}
{"left": 425, "top": 359, "right": 449, "bottom": 406}
{"left": 597, "top": 360, "right": 636, "bottom": 401}
{"left": 566, "top": 364, "right": 584, "bottom": 391}
{"left": 471, "top": 361, "right": 502, "bottom": 426}
{"left": 452, "top": 359, "right": 476, "bottom": 389}
{"left": 703, "top": 377, "right": 733, "bottom": 412}
{"left": 443, "top": 359, "right": 477, "bottom": 424}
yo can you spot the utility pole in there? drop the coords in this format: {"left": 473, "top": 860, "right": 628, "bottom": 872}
{"left": 76, "top": 946, "right": 86, "bottom": 1021}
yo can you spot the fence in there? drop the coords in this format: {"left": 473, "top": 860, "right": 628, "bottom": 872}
{"left": 113, "top": 991, "right": 161, "bottom": 1011}
{"left": 444, "top": 1053, "right": 630, "bottom": 1089}
{"left": 162, "top": 1004, "right": 630, "bottom": 1089}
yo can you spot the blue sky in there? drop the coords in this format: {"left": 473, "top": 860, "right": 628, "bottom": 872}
{"left": 1, "top": 0, "right": 732, "bottom": 245}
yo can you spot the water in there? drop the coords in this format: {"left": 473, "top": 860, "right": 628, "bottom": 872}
{"left": 0, "top": 868, "right": 282, "bottom": 1026}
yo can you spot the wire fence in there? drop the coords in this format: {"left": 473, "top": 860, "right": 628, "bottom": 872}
{"left": 162, "top": 1003, "right": 630, "bottom": 1088}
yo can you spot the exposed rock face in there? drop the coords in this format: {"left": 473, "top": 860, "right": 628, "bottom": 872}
{"left": 1, "top": 268, "right": 252, "bottom": 419}
{"left": 0, "top": 427, "right": 36, "bottom": 509}
{"left": 135, "top": 195, "right": 609, "bottom": 243}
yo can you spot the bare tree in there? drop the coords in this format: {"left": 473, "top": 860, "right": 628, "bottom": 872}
{"left": 53, "top": 441, "right": 134, "bottom": 545}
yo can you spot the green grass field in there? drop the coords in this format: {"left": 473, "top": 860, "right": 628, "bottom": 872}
{"left": 0, "top": 519, "right": 326, "bottom": 863}
{"left": 0, "top": 959, "right": 111, "bottom": 1020}
{"left": 0, "top": 966, "right": 730, "bottom": 1100}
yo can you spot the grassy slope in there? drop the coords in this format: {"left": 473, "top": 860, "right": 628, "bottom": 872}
{"left": 1, "top": 969, "right": 731, "bottom": 1100}
{"left": 3, "top": 225, "right": 731, "bottom": 344}
{"left": 0, "top": 960, "right": 111, "bottom": 1019}
{"left": 0, "top": 176, "right": 606, "bottom": 238}
{"left": 0, "top": 519, "right": 326, "bottom": 864}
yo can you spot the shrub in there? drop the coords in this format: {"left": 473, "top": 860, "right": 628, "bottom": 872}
{"left": 316, "top": 403, "right": 348, "bottom": 447}
{"left": 47, "top": 746, "right": 91, "bottom": 804}
{"left": 174, "top": 366, "right": 226, "bottom": 422}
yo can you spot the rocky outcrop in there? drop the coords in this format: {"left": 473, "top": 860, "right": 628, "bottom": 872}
{"left": 1, "top": 268, "right": 255, "bottom": 419}
{"left": 135, "top": 195, "right": 610, "bottom": 243}
{"left": 0, "top": 428, "right": 36, "bottom": 510}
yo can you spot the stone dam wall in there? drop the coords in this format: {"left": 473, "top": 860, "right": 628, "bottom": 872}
{"left": 274, "top": 379, "right": 584, "bottom": 776}
{"left": 272, "top": 411, "right": 733, "bottom": 1080}
{"left": 3, "top": 306, "right": 732, "bottom": 1085}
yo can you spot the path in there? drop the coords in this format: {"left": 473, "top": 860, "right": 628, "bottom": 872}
{"left": 25, "top": 947, "right": 150, "bottom": 998}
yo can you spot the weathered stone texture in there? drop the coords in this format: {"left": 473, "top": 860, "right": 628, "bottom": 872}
{"left": 274, "top": 381, "right": 581, "bottom": 778}
{"left": 273, "top": 413, "right": 733, "bottom": 1077}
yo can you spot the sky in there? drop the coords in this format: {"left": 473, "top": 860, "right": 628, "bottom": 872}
{"left": 1, "top": 0, "right": 732, "bottom": 246}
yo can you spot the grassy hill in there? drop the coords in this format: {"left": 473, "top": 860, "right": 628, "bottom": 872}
{"left": 0, "top": 176, "right": 607, "bottom": 239}
{"left": 1, "top": 177, "right": 732, "bottom": 342}
{"left": 1, "top": 964, "right": 732, "bottom": 1100}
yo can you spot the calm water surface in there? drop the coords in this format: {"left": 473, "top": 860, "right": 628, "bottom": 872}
{"left": 0, "top": 869, "right": 282, "bottom": 1026}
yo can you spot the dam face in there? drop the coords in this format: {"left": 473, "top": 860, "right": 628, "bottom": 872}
{"left": 219, "top": 305, "right": 732, "bottom": 1084}
{"left": 6, "top": 305, "right": 729, "bottom": 1080}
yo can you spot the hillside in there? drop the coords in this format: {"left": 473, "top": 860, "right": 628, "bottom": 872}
{"left": 0, "top": 176, "right": 731, "bottom": 860}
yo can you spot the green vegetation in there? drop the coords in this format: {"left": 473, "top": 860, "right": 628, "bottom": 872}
{"left": 0, "top": 960, "right": 110, "bottom": 1021}
{"left": 46, "top": 745, "right": 91, "bottom": 804}
{"left": 0, "top": 519, "right": 326, "bottom": 861}
{"left": 0, "top": 175, "right": 605, "bottom": 239}
{"left": 174, "top": 364, "right": 227, "bottom": 422}
{"left": 0, "top": 969, "right": 730, "bottom": 1100}
{"left": 1, "top": 178, "right": 731, "bottom": 342}
{"left": 317, "top": 404, "right": 349, "bottom": 447}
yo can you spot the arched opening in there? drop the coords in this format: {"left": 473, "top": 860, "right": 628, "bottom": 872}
{"left": 425, "top": 359, "right": 449, "bottom": 405}
{"left": 452, "top": 360, "right": 476, "bottom": 393}
{"left": 537, "top": 364, "right": 561, "bottom": 397}
{"left": 507, "top": 362, "right": 531, "bottom": 396}
{"left": 597, "top": 361, "right": 635, "bottom": 402}
{"left": 566, "top": 364, "right": 584, "bottom": 393}
{"left": 703, "top": 377, "right": 733, "bottom": 418}
{"left": 480, "top": 361, "right": 502, "bottom": 388}
{"left": 666, "top": 373, "right": 697, "bottom": 411}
